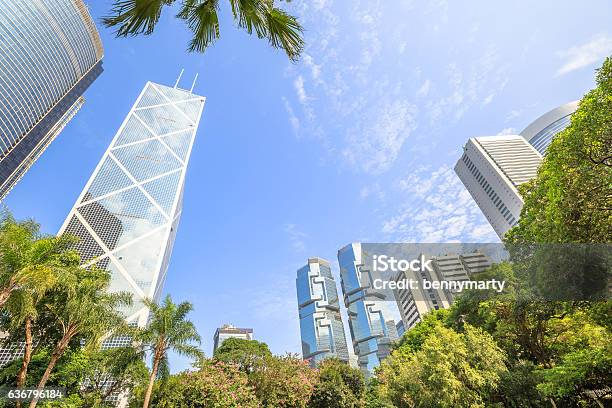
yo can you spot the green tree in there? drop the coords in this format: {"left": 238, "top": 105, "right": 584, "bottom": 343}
{"left": 249, "top": 354, "right": 318, "bottom": 408}
{"left": 378, "top": 325, "right": 507, "bottom": 408}
{"left": 103, "top": 0, "right": 304, "bottom": 62}
{"left": 28, "top": 267, "right": 131, "bottom": 408}
{"left": 506, "top": 56, "right": 612, "bottom": 244}
{"left": 213, "top": 337, "right": 271, "bottom": 372}
{"left": 137, "top": 296, "right": 201, "bottom": 408}
{"left": 133, "top": 359, "right": 259, "bottom": 408}
{"left": 0, "top": 213, "right": 73, "bottom": 308}
{"left": 308, "top": 358, "right": 365, "bottom": 408}
{"left": 54, "top": 347, "right": 148, "bottom": 406}
{"left": 0, "top": 229, "right": 79, "bottom": 404}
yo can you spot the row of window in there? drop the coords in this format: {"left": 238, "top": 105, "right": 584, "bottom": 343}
{"left": 462, "top": 154, "right": 518, "bottom": 226}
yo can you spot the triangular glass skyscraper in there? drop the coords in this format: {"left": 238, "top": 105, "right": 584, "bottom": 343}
{"left": 59, "top": 82, "right": 205, "bottom": 327}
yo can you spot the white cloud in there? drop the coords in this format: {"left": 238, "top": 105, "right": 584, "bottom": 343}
{"left": 342, "top": 100, "right": 418, "bottom": 174}
{"left": 382, "top": 165, "right": 499, "bottom": 242}
{"left": 360, "top": 183, "right": 385, "bottom": 200}
{"left": 496, "top": 127, "right": 516, "bottom": 136}
{"left": 284, "top": 223, "right": 307, "bottom": 252}
{"left": 282, "top": 97, "right": 300, "bottom": 135}
{"left": 416, "top": 79, "right": 431, "bottom": 97}
{"left": 556, "top": 34, "right": 612, "bottom": 76}
{"left": 302, "top": 54, "right": 322, "bottom": 81}
{"left": 294, "top": 75, "right": 308, "bottom": 104}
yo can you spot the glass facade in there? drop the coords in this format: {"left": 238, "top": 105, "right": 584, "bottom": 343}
{"left": 58, "top": 82, "right": 205, "bottom": 327}
{"left": 527, "top": 114, "right": 572, "bottom": 155}
{"left": 296, "top": 258, "right": 350, "bottom": 367}
{"left": 337, "top": 244, "right": 398, "bottom": 374}
{"left": 0, "top": 0, "right": 103, "bottom": 199}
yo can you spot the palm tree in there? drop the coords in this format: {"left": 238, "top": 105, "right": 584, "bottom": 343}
{"left": 138, "top": 295, "right": 202, "bottom": 408}
{"left": 28, "top": 267, "right": 131, "bottom": 408}
{"left": 0, "top": 213, "right": 71, "bottom": 308}
{"left": 103, "top": 0, "right": 304, "bottom": 61}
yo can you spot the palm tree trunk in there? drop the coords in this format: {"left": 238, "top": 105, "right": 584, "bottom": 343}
{"left": 16, "top": 317, "right": 33, "bottom": 386}
{"left": 142, "top": 350, "right": 161, "bottom": 408}
{"left": 15, "top": 317, "right": 33, "bottom": 408}
{"left": 0, "top": 285, "right": 13, "bottom": 308}
{"left": 28, "top": 332, "right": 71, "bottom": 408}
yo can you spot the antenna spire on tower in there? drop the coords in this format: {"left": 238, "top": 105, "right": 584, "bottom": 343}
{"left": 174, "top": 68, "right": 184, "bottom": 89}
{"left": 190, "top": 73, "right": 199, "bottom": 93}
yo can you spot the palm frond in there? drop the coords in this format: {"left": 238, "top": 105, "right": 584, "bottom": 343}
{"left": 178, "top": 0, "right": 221, "bottom": 53}
{"left": 229, "top": 0, "right": 269, "bottom": 38}
{"left": 264, "top": 7, "right": 304, "bottom": 62}
{"left": 103, "top": 0, "right": 175, "bottom": 37}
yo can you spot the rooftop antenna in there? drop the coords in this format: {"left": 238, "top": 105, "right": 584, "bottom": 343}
{"left": 190, "top": 73, "right": 199, "bottom": 93}
{"left": 174, "top": 68, "right": 184, "bottom": 89}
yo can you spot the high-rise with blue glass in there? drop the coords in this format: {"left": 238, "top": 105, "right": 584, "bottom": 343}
{"left": 0, "top": 0, "right": 103, "bottom": 199}
{"left": 58, "top": 81, "right": 205, "bottom": 329}
{"left": 337, "top": 243, "right": 398, "bottom": 374}
{"left": 296, "top": 257, "right": 350, "bottom": 367}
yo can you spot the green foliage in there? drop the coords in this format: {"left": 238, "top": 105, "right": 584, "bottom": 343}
{"left": 249, "top": 354, "right": 318, "bottom": 408}
{"left": 394, "top": 308, "right": 449, "bottom": 353}
{"left": 136, "top": 295, "right": 202, "bottom": 408}
{"left": 378, "top": 325, "right": 507, "bottom": 408}
{"left": 213, "top": 337, "right": 271, "bottom": 372}
{"left": 0, "top": 211, "right": 77, "bottom": 310}
{"left": 308, "top": 358, "right": 365, "bottom": 408}
{"left": 54, "top": 347, "right": 148, "bottom": 405}
{"left": 103, "top": 0, "right": 304, "bottom": 61}
{"left": 133, "top": 359, "right": 259, "bottom": 408}
{"left": 506, "top": 56, "right": 612, "bottom": 244}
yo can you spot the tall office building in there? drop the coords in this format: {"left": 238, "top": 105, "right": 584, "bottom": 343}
{"left": 58, "top": 81, "right": 205, "bottom": 328}
{"left": 0, "top": 0, "right": 103, "bottom": 199}
{"left": 338, "top": 243, "right": 398, "bottom": 374}
{"left": 393, "top": 251, "right": 492, "bottom": 332}
{"left": 213, "top": 324, "right": 254, "bottom": 353}
{"left": 393, "top": 254, "right": 451, "bottom": 332}
{"left": 455, "top": 135, "right": 542, "bottom": 238}
{"left": 455, "top": 102, "right": 578, "bottom": 239}
{"left": 296, "top": 257, "right": 350, "bottom": 367}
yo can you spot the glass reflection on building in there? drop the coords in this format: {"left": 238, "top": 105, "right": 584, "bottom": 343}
{"left": 338, "top": 243, "right": 398, "bottom": 375}
{"left": 297, "top": 257, "right": 350, "bottom": 367}
{"left": 59, "top": 81, "right": 205, "bottom": 327}
{"left": 0, "top": 0, "right": 104, "bottom": 199}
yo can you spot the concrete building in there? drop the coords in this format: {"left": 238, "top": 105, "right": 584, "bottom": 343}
{"left": 213, "top": 324, "right": 254, "bottom": 353}
{"left": 455, "top": 135, "right": 542, "bottom": 239}
{"left": 393, "top": 251, "right": 492, "bottom": 332}
{"left": 455, "top": 102, "right": 578, "bottom": 239}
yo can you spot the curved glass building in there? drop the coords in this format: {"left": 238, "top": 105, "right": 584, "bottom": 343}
{"left": 520, "top": 101, "right": 579, "bottom": 154}
{"left": 0, "top": 0, "right": 103, "bottom": 199}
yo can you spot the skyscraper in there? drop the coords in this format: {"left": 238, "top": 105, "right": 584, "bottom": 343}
{"left": 337, "top": 244, "right": 398, "bottom": 374}
{"left": 213, "top": 324, "right": 254, "bottom": 353}
{"left": 454, "top": 102, "right": 578, "bottom": 239}
{"left": 393, "top": 251, "right": 492, "bottom": 332}
{"left": 58, "top": 81, "right": 205, "bottom": 328}
{"left": 296, "top": 257, "right": 350, "bottom": 367}
{"left": 0, "top": 0, "right": 103, "bottom": 199}
{"left": 455, "top": 135, "right": 542, "bottom": 238}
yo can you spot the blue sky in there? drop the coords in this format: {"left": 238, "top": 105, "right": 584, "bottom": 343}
{"left": 4, "top": 0, "right": 611, "bottom": 371}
